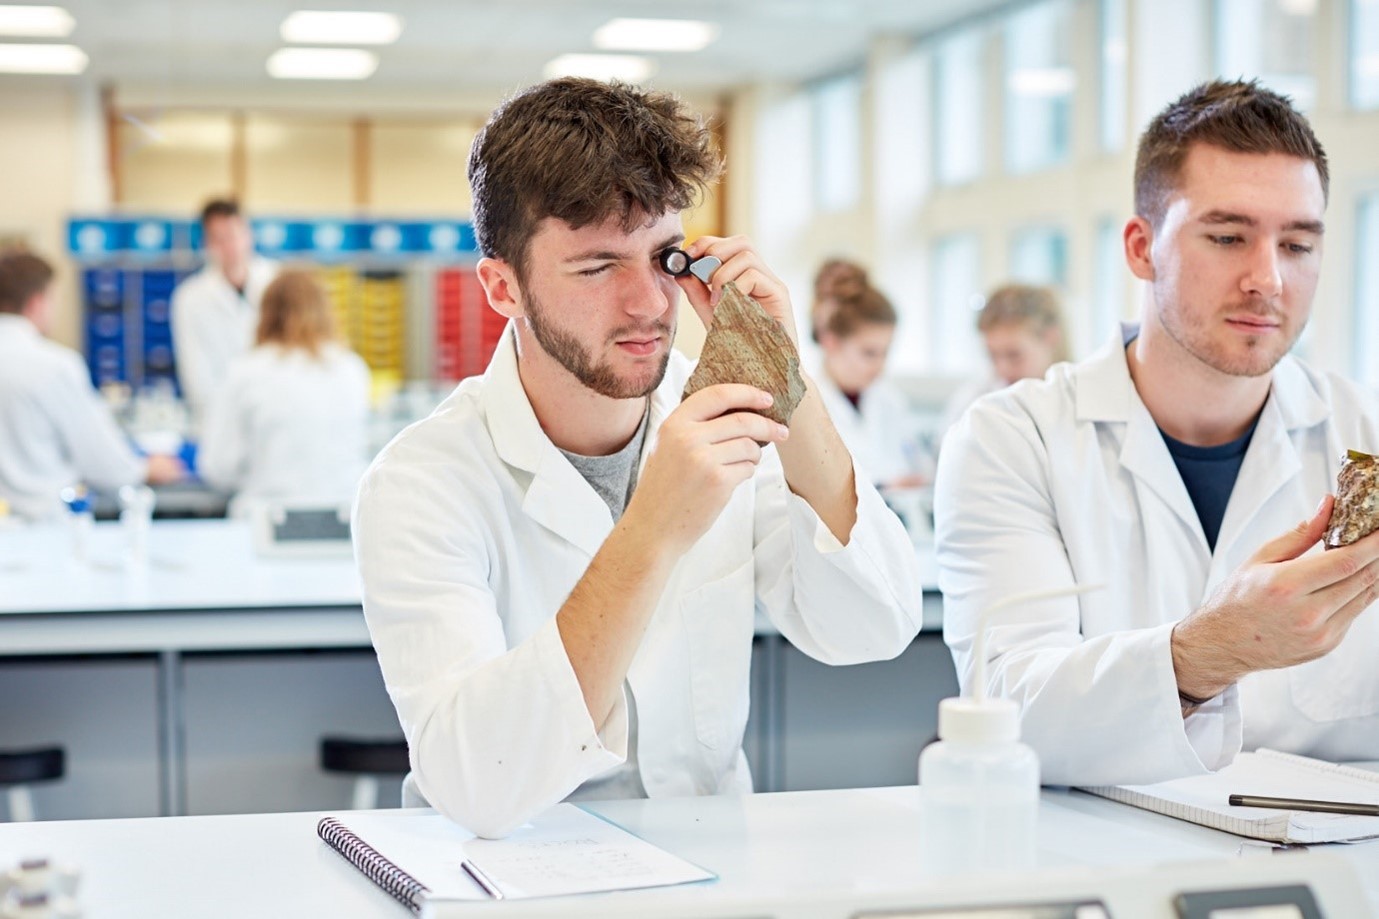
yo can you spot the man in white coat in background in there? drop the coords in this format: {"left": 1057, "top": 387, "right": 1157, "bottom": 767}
{"left": 171, "top": 198, "right": 277, "bottom": 419}
{"left": 354, "top": 78, "right": 923, "bottom": 838}
{"left": 0, "top": 251, "right": 183, "bottom": 520}
{"left": 936, "top": 79, "right": 1379, "bottom": 788}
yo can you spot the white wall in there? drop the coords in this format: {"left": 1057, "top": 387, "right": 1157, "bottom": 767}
{"left": 0, "top": 81, "right": 108, "bottom": 350}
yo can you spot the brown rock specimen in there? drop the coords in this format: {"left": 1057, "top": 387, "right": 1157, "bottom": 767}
{"left": 1325, "top": 449, "right": 1379, "bottom": 549}
{"left": 682, "top": 281, "right": 806, "bottom": 427}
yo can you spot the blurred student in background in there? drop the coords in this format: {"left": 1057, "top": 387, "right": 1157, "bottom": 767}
{"left": 172, "top": 198, "right": 278, "bottom": 420}
{"left": 0, "top": 250, "right": 183, "bottom": 521}
{"left": 198, "top": 269, "right": 370, "bottom": 517}
{"left": 941, "top": 283, "right": 1069, "bottom": 436}
{"left": 815, "top": 282, "right": 928, "bottom": 489}
{"left": 810, "top": 256, "right": 869, "bottom": 343}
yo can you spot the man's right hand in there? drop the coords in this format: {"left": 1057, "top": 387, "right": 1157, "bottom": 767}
{"left": 144, "top": 453, "right": 186, "bottom": 486}
{"left": 623, "top": 383, "right": 789, "bottom": 555}
{"left": 1171, "top": 495, "right": 1379, "bottom": 703}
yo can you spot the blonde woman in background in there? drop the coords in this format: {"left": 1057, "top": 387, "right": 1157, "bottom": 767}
{"left": 198, "top": 268, "right": 371, "bottom": 516}
{"left": 815, "top": 284, "right": 928, "bottom": 489}
{"left": 941, "top": 283, "right": 1069, "bottom": 437}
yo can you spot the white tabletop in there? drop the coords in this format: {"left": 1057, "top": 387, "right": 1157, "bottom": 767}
{"left": 2, "top": 785, "right": 1374, "bottom": 919}
{"left": 0, "top": 520, "right": 361, "bottom": 615}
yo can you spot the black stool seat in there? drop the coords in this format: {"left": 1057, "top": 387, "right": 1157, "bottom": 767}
{"left": 0, "top": 747, "right": 65, "bottom": 786}
{"left": 320, "top": 737, "right": 409, "bottom": 775}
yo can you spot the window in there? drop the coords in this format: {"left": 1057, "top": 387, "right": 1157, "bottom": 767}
{"left": 1354, "top": 195, "right": 1379, "bottom": 386}
{"left": 1099, "top": 0, "right": 1128, "bottom": 152}
{"left": 930, "top": 234, "right": 984, "bottom": 372}
{"left": 1092, "top": 217, "right": 1126, "bottom": 350}
{"left": 1009, "top": 226, "right": 1068, "bottom": 288}
{"left": 1353, "top": 0, "right": 1379, "bottom": 109}
{"left": 1213, "top": 0, "right": 1316, "bottom": 110}
{"left": 934, "top": 28, "right": 985, "bottom": 186}
{"left": 1004, "top": 0, "right": 1074, "bottom": 174}
{"left": 811, "top": 74, "right": 862, "bottom": 213}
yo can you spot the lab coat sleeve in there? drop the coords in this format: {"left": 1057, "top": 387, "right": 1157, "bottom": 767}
{"left": 195, "top": 372, "right": 247, "bottom": 492}
{"left": 353, "top": 455, "right": 627, "bottom": 839}
{"left": 752, "top": 445, "right": 923, "bottom": 664}
{"left": 46, "top": 351, "right": 146, "bottom": 492}
{"left": 171, "top": 283, "right": 212, "bottom": 412}
{"left": 934, "top": 398, "right": 1238, "bottom": 787}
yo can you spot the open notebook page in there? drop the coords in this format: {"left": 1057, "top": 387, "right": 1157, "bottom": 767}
{"left": 1078, "top": 750, "right": 1379, "bottom": 844}
{"left": 335, "top": 804, "right": 714, "bottom": 901}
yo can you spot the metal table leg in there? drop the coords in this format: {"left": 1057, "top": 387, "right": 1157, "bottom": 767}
{"left": 156, "top": 649, "right": 185, "bottom": 816}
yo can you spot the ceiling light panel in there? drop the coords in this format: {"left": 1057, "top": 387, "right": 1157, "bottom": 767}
{"left": 280, "top": 10, "right": 402, "bottom": 45}
{"left": 543, "top": 53, "right": 655, "bottom": 83}
{"left": 267, "top": 47, "right": 378, "bottom": 80}
{"left": 0, "top": 42, "right": 86, "bottom": 73}
{"left": 0, "top": 5, "right": 74, "bottom": 38}
{"left": 592, "top": 18, "right": 720, "bottom": 52}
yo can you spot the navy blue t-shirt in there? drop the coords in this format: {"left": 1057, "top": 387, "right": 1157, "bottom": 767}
{"left": 1159, "top": 421, "right": 1258, "bottom": 551}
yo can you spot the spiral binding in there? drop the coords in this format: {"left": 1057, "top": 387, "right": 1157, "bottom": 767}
{"left": 317, "top": 816, "right": 427, "bottom": 914}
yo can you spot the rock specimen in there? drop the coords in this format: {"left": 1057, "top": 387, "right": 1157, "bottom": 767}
{"left": 1325, "top": 449, "right": 1379, "bottom": 549}
{"left": 682, "top": 281, "right": 806, "bottom": 427}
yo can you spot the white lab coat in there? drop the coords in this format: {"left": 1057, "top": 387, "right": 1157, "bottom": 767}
{"left": 0, "top": 314, "right": 146, "bottom": 521}
{"left": 197, "top": 343, "right": 371, "bottom": 516}
{"left": 935, "top": 323, "right": 1379, "bottom": 788}
{"left": 171, "top": 257, "right": 277, "bottom": 416}
{"left": 815, "top": 373, "right": 920, "bottom": 485}
{"left": 354, "top": 325, "right": 923, "bottom": 838}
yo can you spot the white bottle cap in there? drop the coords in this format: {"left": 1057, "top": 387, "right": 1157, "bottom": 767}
{"left": 937, "top": 696, "right": 1020, "bottom": 745}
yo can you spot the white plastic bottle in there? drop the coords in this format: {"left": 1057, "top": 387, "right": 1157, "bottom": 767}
{"left": 918, "top": 583, "right": 1100, "bottom": 877}
{"left": 918, "top": 695, "right": 1039, "bottom": 875}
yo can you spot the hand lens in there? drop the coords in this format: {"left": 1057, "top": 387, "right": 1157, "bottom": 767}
{"left": 658, "top": 247, "right": 720, "bottom": 284}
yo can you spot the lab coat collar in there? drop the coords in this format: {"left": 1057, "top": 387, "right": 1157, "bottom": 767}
{"left": 0, "top": 313, "right": 40, "bottom": 338}
{"left": 1075, "top": 321, "right": 1331, "bottom": 555}
{"left": 480, "top": 323, "right": 679, "bottom": 557}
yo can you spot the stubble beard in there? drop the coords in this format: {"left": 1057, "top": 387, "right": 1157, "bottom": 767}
{"left": 524, "top": 290, "right": 674, "bottom": 400}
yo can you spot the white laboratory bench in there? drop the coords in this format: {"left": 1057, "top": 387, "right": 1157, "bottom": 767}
{"left": 0, "top": 520, "right": 947, "bottom": 819}
{"left": 1, "top": 785, "right": 1374, "bottom": 919}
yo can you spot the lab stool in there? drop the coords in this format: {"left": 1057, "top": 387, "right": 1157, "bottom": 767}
{"left": 0, "top": 747, "right": 65, "bottom": 822}
{"left": 319, "top": 737, "right": 409, "bottom": 810}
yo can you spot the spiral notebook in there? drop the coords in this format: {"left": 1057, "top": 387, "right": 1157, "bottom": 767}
{"left": 318, "top": 803, "right": 714, "bottom": 914}
{"left": 1077, "top": 749, "right": 1379, "bottom": 844}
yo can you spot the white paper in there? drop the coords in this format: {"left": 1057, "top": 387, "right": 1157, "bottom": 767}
{"left": 334, "top": 803, "right": 714, "bottom": 902}
{"left": 1079, "top": 750, "right": 1379, "bottom": 844}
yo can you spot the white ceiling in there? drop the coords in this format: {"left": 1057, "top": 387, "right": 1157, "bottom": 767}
{"left": 32, "top": 0, "right": 1014, "bottom": 104}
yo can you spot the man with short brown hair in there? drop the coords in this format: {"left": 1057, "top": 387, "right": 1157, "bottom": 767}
{"left": 0, "top": 250, "right": 182, "bottom": 520}
{"left": 936, "top": 79, "right": 1379, "bottom": 786}
{"left": 355, "top": 78, "right": 922, "bottom": 838}
{"left": 171, "top": 197, "right": 277, "bottom": 417}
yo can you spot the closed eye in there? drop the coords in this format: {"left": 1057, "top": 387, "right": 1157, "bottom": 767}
{"left": 578, "top": 264, "right": 613, "bottom": 277}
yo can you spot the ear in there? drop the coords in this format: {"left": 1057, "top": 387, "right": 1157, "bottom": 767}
{"left": 476, "top": 257, "right": 524, "bottom": 320}
{"left": 1123, "top": 216, "right": 1156, "bottom": 282}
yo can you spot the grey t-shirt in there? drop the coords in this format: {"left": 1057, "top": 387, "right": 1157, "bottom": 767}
{"left": 557, "top": 405, "right": 650, "bottom": 521}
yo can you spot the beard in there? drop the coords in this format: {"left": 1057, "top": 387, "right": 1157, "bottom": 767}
{"left": 1156, "top": 289, "right": 1304, "bottom": 378}
{"left": 524, "top": 290, "right": 675, "bottom": 399}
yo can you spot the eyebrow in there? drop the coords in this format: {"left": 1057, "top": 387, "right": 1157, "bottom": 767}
{"left": 1198, "top": 211, "right": 1325, "bottom": 234}
{"left": 564, "top": 232, "right": 686, "bottom": 264}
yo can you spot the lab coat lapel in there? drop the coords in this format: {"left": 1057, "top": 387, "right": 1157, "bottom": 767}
{"left": 1077, "top": 326, "right": 1207, "bottom": 551}
{"left": 1213, "top": 357, "right": 1327, "bottom": 560}
{"left": 482, "top": 326, "right": 614, "bottom": 558}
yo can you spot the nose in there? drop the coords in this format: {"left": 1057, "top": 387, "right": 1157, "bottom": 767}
{"left": 621, "top": 262, "right": 676, "bottom": 320}
{"left": 1241, "top": 239, "right": 1283, "bottom": 300}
